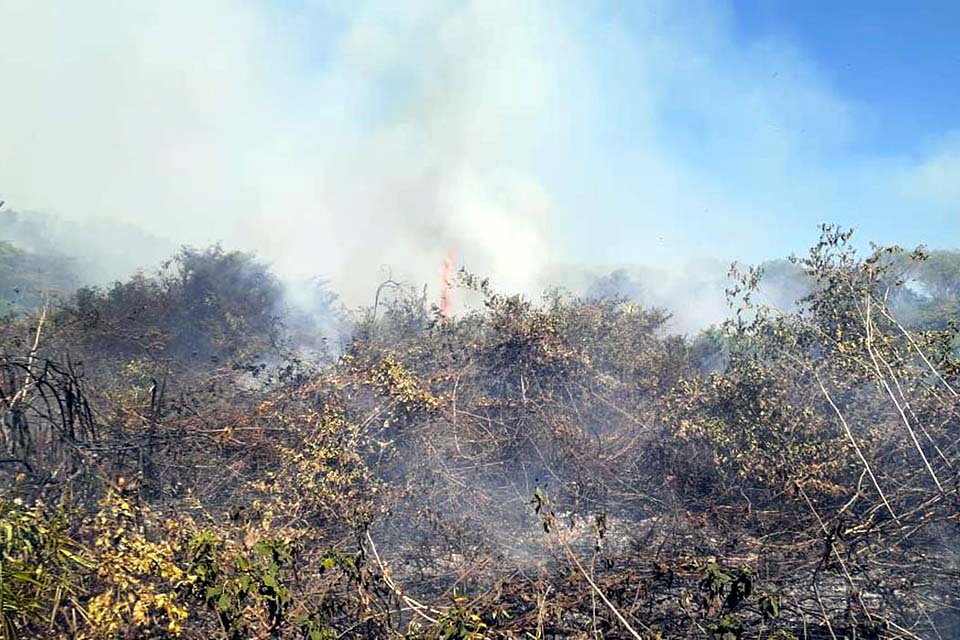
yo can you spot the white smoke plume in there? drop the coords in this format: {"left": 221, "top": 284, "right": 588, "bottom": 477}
{"left": 0, "top": 0, "right": 573, "bottom": 303}
{"left": 1, "top": 0, "right": 955, "bottom": 315}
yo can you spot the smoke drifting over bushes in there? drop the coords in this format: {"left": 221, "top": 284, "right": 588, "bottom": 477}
{"left": 2, "top": 226, "right": 960, "bottom": 638}
{"left": 0, "top": 210, "right": 175, "bottom": 284}
{"left": 0, "top": 1, "right": 567, "bottom": 302}
{"left": 4, "top": 1, "right": 957, "bottom": 312}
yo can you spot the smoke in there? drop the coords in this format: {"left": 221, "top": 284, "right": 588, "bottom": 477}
{"left": 0, "top": 210, "right": 174, "bottom": 283}
{"left": 0, "top": 0, "right": 572, "bottom": 303}
{"left": 1, "top": 1, "right": 955, "bottom": 314}
{"left": 560, "top": 261, "right": 733, "bottom": 334}
{"left": 570, "top": 257, "right": 813, "bottom": 334}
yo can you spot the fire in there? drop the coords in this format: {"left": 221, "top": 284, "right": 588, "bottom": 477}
{"left": 439, "top": 252, "right": 454, "bottom": 318}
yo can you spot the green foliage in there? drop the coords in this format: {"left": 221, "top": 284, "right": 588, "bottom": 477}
{"left": 66, "top": 245, "right": 281, "bottom": 363}
{"left": 0, "top": 499, "right": 89, "bottom": 639}
{"left": 709, "top": 616, "right": 744, "bottom": 640}
{"left": 426, "top": 595, "right": 488, "bottom": 640}
{"left": 0, "top": 241, "right": 77, "bottom": 313}
{"left": 671, "top": 354, "right": 851, "bottom": 490}
{"left": 182, "top": 529, "right": 298, "bottom": 639}
{"left": 888, "top": 249, "right": 960, "bottom": 330}
{"left": 697, "top": 561, "right": 755, "bottom": 617}
{"left": 758, "top": 593, "right": 780, "bottom": 620}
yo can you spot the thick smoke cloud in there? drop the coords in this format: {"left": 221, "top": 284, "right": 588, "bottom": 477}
{"left": 0, "top": 0, "right": 571, "bottom": 302}
{"left": 1, "top": 0, "right": 956, "bottom": 319}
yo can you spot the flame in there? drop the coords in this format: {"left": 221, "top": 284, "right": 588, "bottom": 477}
{"left": 439, "top": 251, "right": 454, "bottom": 318}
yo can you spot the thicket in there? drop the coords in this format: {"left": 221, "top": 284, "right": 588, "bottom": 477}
{"left": 1, "top": 226, "right": 959, "bottom": 639}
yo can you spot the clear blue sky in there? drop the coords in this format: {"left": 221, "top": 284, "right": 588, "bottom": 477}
{"left": 733, "top": 1, "right": 960, "bottom": 158}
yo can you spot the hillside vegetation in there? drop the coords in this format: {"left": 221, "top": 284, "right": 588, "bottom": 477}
{"left": 0, "top": 241, "right": 78, "bottom": 314}
{"left": 1, "top": 226, "right": 959, "bottom": 639}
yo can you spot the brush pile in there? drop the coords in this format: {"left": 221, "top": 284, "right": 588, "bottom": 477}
{"left": 1, "top": 228, "right": 959, "bottom": 639}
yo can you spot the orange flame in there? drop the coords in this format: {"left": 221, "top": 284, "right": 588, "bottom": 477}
{"left": 439, "top": 252, "right": 454, "bottom": 318}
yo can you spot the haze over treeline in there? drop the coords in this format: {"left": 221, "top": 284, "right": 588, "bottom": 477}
{"left": 2, "top": 1, "right": 958, "bottom": 309}
{"left": 3, "top": 203, "right": 959, "bottom": 336}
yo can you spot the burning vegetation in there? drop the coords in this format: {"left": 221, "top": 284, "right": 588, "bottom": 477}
{"left": 1, "top": 225, "right": 960, "bottom": 639}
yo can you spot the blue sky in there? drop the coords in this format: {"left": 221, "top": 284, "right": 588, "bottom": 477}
{"left": 0, "top": 0, "right": 957, "bottom": 298}
{"left": 734, "top": 1, "right": 959, "bottom": 157}
{"left": 547, "top": 1, "right": 960, "bottom": 266}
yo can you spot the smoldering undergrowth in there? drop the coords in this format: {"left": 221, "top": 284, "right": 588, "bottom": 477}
{"left": 0, "top": 226, "right": 959, "bottom": 639}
